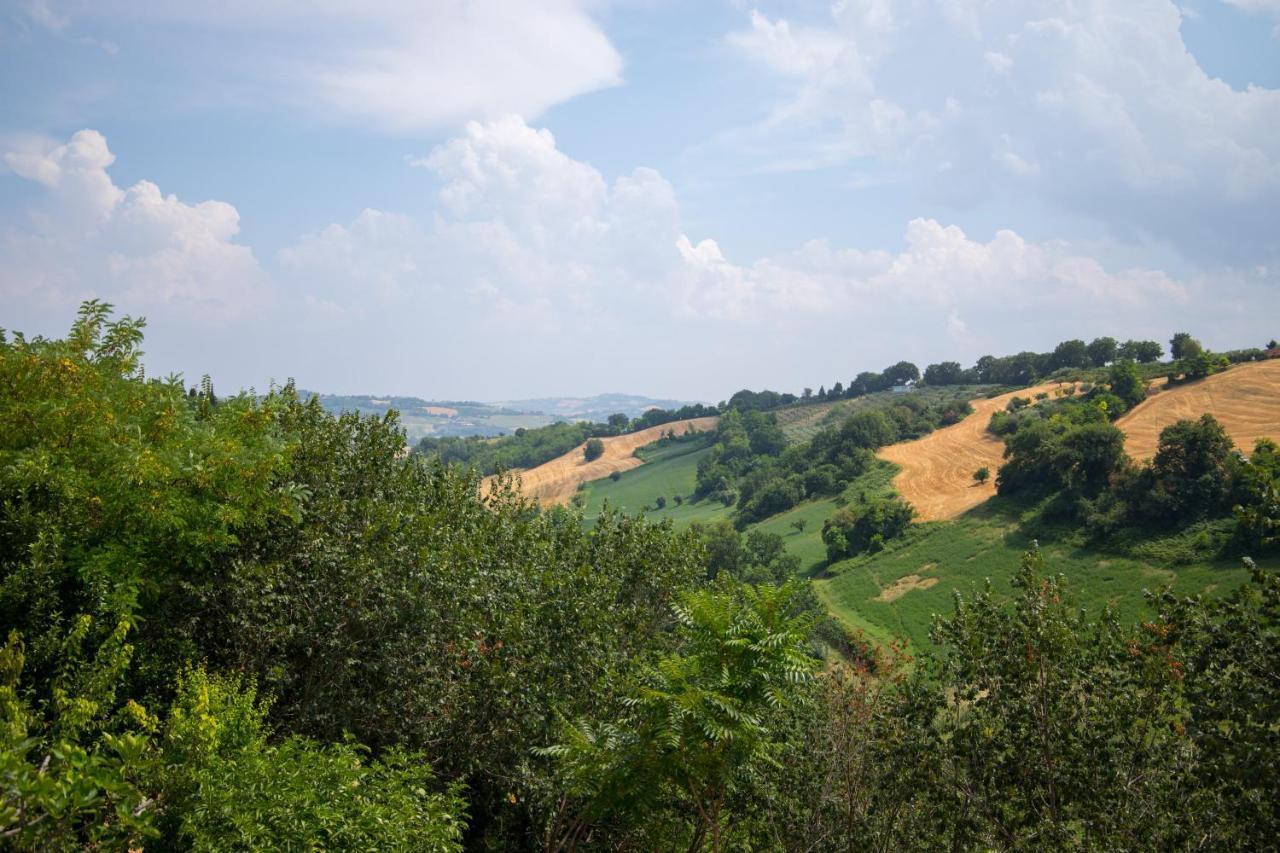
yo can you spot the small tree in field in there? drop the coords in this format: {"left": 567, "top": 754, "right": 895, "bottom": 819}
{"left": 654, "top": 496, "right": 667, "bottom": 510}
{"left": 974, "top": 467, "right": 990, "bottom": 485}
{"left": 790, "top": 519, "right": 807, "bottom": 534}
{"left": 583, "top": 438, "right": 605, "bottom": 462}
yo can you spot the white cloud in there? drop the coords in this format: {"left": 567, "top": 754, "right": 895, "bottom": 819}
{"left": 24, "top": 1, "right": 622, "bottom": 131}
{"left": 1, "top": 130, "right": 266, "bottom": 319}
{"left": 727, "top": 1, "right": 1280, "bottom": 264}
{"left": 281, "top": 117, "right": 1203, "bottom": 343}
{"left": 4, "top": 121, "right": 1274, "bottom": 398}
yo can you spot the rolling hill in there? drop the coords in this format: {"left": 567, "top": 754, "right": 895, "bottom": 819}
{"left": 1116, "top": 358, "right": 1280, "bottom": 462}
{"left": 487, "top": 417, "right": 719, "bottom": 505}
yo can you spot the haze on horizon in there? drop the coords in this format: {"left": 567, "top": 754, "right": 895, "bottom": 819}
{"left": 2, "top": 0, "right": 1278, "bottom": 402}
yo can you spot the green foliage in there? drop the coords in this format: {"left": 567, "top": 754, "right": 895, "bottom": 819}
{"left": 821, "top": 496, "right": 915, "bottom": 561}
{"left": 1235, "top": 439, "right": 1280, "bottom": 552}
{"left": 973, "top": 466, "right": 990, "bottom": 484}
{"left": 1118, "top": 338, "right": 1163, "bottom": 362}
{"left": 539, "top": 582, "right": 817, "bottom": 851}
{"left": 583, "top": 437, "right": 605, "bottom": 462}
{"left": 0, "top": 626, "right": 156, "bottom": 852}
{"left": 1107, "top": 358, "right": 1147, "bottom": 408}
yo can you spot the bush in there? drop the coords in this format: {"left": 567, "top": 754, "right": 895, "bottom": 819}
{"left": 584, "top": 438, "right": 605, "bottom": 461}
{"left": 609, "top": 470, "right": 622, "bottom": 481}
{"left": 822, "top": 497, "right": 915, "bottom": 562}
{"left": 973, "top": 467, "right": 990, "bottom": 484}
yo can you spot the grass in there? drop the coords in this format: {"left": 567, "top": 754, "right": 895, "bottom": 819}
{"left": 579, "top": 436, "right": 731, "bottom": 528}
{"left": 815, "top": 495, "right": 1271, "bottom": 652}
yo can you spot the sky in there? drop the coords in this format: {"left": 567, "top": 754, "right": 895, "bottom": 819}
{"left": 1, "top": 0, "right": 1278, "bottom": 402}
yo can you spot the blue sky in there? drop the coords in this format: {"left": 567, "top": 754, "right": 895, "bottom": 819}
{"left": 2, "top": 0, "right": 1278, "bottom": 401}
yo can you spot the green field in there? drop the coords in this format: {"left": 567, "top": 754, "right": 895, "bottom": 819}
{"left": 579, "top": 437, "right": 731, "bottom": 528}
{"left": 815, "top": 496, "right": 1268, "bottom": 650}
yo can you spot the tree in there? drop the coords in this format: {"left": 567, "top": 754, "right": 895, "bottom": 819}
{"left": 1050, "top": 339, "right": 1090, "bottom": 370}
{"left": 790, "top": 519, "right": 807, "bottom": 534}
{"left": 539, "top": 583, "right": 817, "bottom": 853}
{"left": 973, "top": 466, "right": 990, "bottom": 485}
{"left": 1086, "top": 336, "right": 1119, "bottom": 367}
{"left": 584, "top": 438, "right": 605, "bottom": 461}
{"left": 607, "top": 413, "right": 630, "bottom": 432}
{"left": 882, "top": 361, "right": 920, "bottom": 387}
{"left": 923, "top": 361, "right": 964, "bottom": 386}
{"left": 822, "top": 497, "right": 915, "bottom": 561}
{"left": 1118, "top": 339, "right": 1163, "bottom": 363}
{"left": 1107, "top": 359, "right": 1146, "bottom": 408}
{"left": 654, "top": 496, "right": 667, "bottom": 510}
{"left": 1140, "top": 414, "right": 1237, "bottom": 520}
{"left": 1170, "top": 331, "right": 1203, "bottom": 360}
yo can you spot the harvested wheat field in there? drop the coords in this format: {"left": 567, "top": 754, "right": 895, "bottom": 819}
{"left": 489, "top": 417, "right": 719, "bottom": 506}
{"left": 877, "top": 383, "right": 1076, "bottom": 522}
{"left": 1117, "top": 359, "right": 1280, "bottom": 462}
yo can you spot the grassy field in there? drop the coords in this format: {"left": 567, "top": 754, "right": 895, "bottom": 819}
{"left": 579, "top": 436, "right": 730, "bottom": 528}
{"left": 814, "top": 496, "right": 1270, "bottom": 651}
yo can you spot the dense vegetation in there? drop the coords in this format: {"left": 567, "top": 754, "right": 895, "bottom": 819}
{"left": 693, "top": 394, "right": 971, "bottom": 526}
{"left": 3, "top": 305, "right": 1277, "bottom": 850}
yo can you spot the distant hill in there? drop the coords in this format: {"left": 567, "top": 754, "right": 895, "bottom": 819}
{"left": 301, "top": 391, "right": 702, "bottom": 442}
{"left": 496, "top": 393, "right": 702, "bottom": 422}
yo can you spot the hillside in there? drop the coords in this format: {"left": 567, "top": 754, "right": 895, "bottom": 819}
{"left": 490, "top": 416, "right": 719, "bottom": 505}
{"left": 304, "top": 391, "right": 553, "bottom": 440}
{"left": 1116, "top": 359, "right": 1280, "bottom": 461}
{"left": 876, "top": 382, "right": 1076, "bottom": 521}
{"left": 495, "top": 392, "right": 703, "bottom": 422}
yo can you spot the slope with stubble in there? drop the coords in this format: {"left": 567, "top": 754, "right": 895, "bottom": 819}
{"left": 489, "top": 417, "right": 719, "bottom": 506}
{"left": 1116, "top": 359, "right": 1280, "bottom": 462}
{"left": 876, "top": 383, "right": 1077, "bottom": 522}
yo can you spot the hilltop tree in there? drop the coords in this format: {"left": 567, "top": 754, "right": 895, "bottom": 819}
{"left": 1118, "top": 339, "right": 1163, "bottom": 363}
{"left": 882, "top": 361, "right": 920, "bottom": 387}
{"left": 924, "top": 361, "right": 965, "bottom": 385}
{"left": 1170, "top": 332, "right": 1203, "bottom": 360}
{"left": 1050, "top": 339, "right": 1090, "bottom": 370}
{"left": 1087, "top": 336, "right": 1119, "bottom": 367}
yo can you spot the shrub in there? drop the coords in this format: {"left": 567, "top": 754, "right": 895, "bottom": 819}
{"left": 584, "top": 438, "right": 605, "bottom": 461}
{"left": 973, "top": 467, "right": 990, "bottom": 485}
{"left": 822, "top": 497, "right": 915, "bottom": 562}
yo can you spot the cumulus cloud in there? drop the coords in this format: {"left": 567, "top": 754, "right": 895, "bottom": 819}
{"left": 1, "top": 129, "right": 266, "bottom": 320}
{"left": 22, "top": 1, "right": 622, "bottom": 131}
{"left": 3, "top": 121, "right": 1274, "bottom": 398}
{"left": 281, "top": 116, "right": 1208, "bottom": 343}
{"left": 728, "top": 1, "right": 1280, "bottom": 265}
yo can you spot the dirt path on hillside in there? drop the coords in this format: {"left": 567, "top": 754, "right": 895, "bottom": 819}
{"left": 876, "top": 383, "right": 1075, "bottom": 522}
{"left": 487, "top": 417, "right": 719, "bottom": 506}
{"left": 1116, "top": 359, "right": 1280, "bottom": 462}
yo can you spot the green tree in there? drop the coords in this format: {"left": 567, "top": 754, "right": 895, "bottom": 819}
{"left": 1170, "top": 331, "right": 1203, "bottom": 360}
{"left": 540, "top": 582, "right": 817, "bottom": 852}
{"left": 1086, "top": 336, "right": 1119, "bottom": 367}
{"left": 1118, "top": 339, "right": 1163, "bottom": 363}
{"left": 1107, "top": 358, "right": 1146, "bottom": 408}
{"left": 583, "top": 438, "right": 605, "bottom": 461}
{"left": 973, "top": 466, "right": 990, "bottom": 484}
